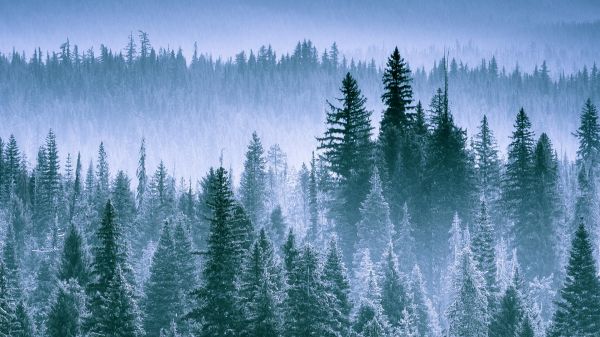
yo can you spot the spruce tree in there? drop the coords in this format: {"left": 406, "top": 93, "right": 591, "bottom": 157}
{"left": 574, "top": 99, "right": 600, "bottom": 168}
{"left": 548, "top": 222, "right": 600, "bottom": 337}
{"left": 143, "top": 223, "right": 179, "bottom": 337}
{"left": 355, "top": 168, "right": 393, "bottom": 265}
{"left": 380, "top": 246, "right": 412, "bottom": 329}
{"left": 189, "top": 167, "right": 241, "bottom": 337}
{"left": 471, "top": 200, "right": 498, "bottom": 307}
{"left": 11, "top": 301, "right": 33, "bottom": 337}
{"left": 488, "top": 284, "right": 524, "bottom": 337}
{"left": 268, "top": 205, "right": 287, "bottom": 247}
{"left": 240, "top": 229, "right": 282, "bottom": 337}
{"left": 240, "top": 132, "right": 267, "bottom": 226}
{"left": 446, "top": 247, "right": 488, "bottom": 337}
{"left": 394, "top": 203, "right": 416, "bottom": 273}
{"left": 352, "top": 301, "right": 390, "bottom": 337}
{"left": 46, "top": 281, "right": 84, "bottom": 337}
{"left": 307, "top": 152, "right": 320, "bottom": 244}
{"left": 503, "top": 108, "right": 536, "bottom": 279}
{"left": 317, "top": 72, "right": 374, "bottom": 259}
{"left": 58, "top": 223, "right": 89, "bottom": 286}
{"left": 95, "top": 142, "right": 110, "bottom": 208}
{"left": 530, "top": 133, "right": 560, "bottom": 277}
{"left": 136, "top": 139, "right": 147, "bottom": 209}
{"left": 2, "top": 223, "right": 21, "bottom": 302}
{"left": 0, "top": 263, "right": 12, "bottom": 337}
{"left": 473, "top": 115, "right": 502, "bottom": 223}
{"left": 322, "top": 237, "right": 352, "bottom": 336}
{"left": 112, "top": 170, "right": 136, "bottom": 241}
{"left": 171, "top": 221, "right": 197, "bottom": 313}
{"left": 409, "top": 265, "right": 434, "bottom": 337}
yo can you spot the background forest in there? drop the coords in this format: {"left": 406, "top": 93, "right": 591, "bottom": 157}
{"left": 0, "top": 34, "right": 600, "bottom": 337}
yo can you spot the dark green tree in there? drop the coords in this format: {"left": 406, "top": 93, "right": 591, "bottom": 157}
{"left": 240, "top": 132, "right": 267, "bottom": 226}
{"left": 548, "top": 222, "right": 600, "bottom": 337}
{"left": 11, "top": 301, "right": 33, "bottom": 337}
{"left": 46, "top": 281, "right": 84, "bottom": 337}
{"left": 473, "top": 115, "right": 502, "bottom": 223}
{"left": 317, "top": 72, "right": 374, "bottom": 259}
{"left": 58, "top": 223, "right": 89, "bottom": 286}
{"left": 488, "top": 285, "right": 523, "bottom": 337}
{"left": 380, "top": 246, "right": 412, "bottom": 329}
{"left": 189, "top": 167, "right": 241, "bottom": 337}
{"left": 471, "top": 200, "right": 498, "bottom": 308}
{"left": 268, "top": 205, "right": 287, "bottom": 247}
{"left": 143, "top": 223, "right": 179, "bottom": 337}
{"left": 322, "top": 237, "right": 352, "bottom": 336}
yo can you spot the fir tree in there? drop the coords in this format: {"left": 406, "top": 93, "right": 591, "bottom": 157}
{"left": 240, "top": 229, "right": 282, "bottom": 337}
{"left": 171, "top": 221, "right": 197, "bottom": 313}
{"left": 503, "top": 108, "right": 536, "bottom": 279}
{"left": 11, "top": 301, "right": 33, "bottom": 337}
{"left": 240, "top": 132, "right": 267, "bottom": 226}
{"left": 574, "top": 99, "right": 600, "bottom": 168}
{"left": 268, "top": 205, "right": 287, "bottom": 247}
{"left": 112, "top": 170, "right": 136, "bottom": 241}
{"left": 355, "top": 168, "right": 393, "bottom": 264}
{"left": 189, "top": 167, "right": 241, "bottom": 337}
{"left": 394, "top": 203, "right": 416, "bottom": 273}
{"left": 143, "top": 223, "right": 179, "bottom": 337}
{"left": 95, "top": 142, "right": 110, "bottom": 208}
{"left": 322, "top": 237, "right": 352, "bottom": 336}
{"left": 58, "top": 223, "right": 89, "bottom": 286}
{"left": 0, "top": 263, "right": 12, "bottom": 337}
{"left": 380, "top": 246, "right": 412, "bottom": 329}
{"left": 530, "top": 133, "right": 560, "bottom": 277}
{"left": 352, "top": 301, "right": 390, "bottom": 337}
{"left": 548, "top": 222, "right": 600, "bottom": 337}
{"left": 471, "top": 200, "right": 498, "bottom": 307}
{"left": 446, "top": 247, "right": 488, "bottom": 337}
{"left": 488, "top": 284, "right": 524, "bottom": 337}
{"left": 473, "top": 115, "right": 502, "bottom": 224}
{"left": 136, "top": 139, "right": 147, "bottom": 209}
{"left": 2, "top": 223, "right": 21, "bottom": 302}
{"left": 46, "top": 281, "right": 84, "bottom": 337}
{"left": 317, "top": 72, "right": 374, "bottom": 259}
{"left": 409, "top": 265, "right": 434, "bottom": 337}
{"left": 307, "top": 152, "right": 320, "bottom": 244}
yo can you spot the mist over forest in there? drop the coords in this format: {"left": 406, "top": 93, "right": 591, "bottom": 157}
{"left": 1, "top": 1, "right": 600, "bottom": 337}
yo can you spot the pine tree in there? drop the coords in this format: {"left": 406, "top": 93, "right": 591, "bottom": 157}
{"left": 471, "top": 200, "right": 498, "bottom": 307}
{"left": 518, "top": 315, "right": 535, "bottom": 337}
{"left": 503, "top": 108, "right": 536, "bottom": 279}
{"left": 58, "top": 223, "right": 89, "bottom": 286}
{"left": 422, "top": 70, "right": 474, "bottom": 286}
{"left": 548, "top": 222, "right": 600, "bottom": 337}
{"left": 355, "top": 168, "right": 393, "bottom": 264}
{"left": 3, "top": 135, "right": 20, "bottom": 200}
{"left": 394, "top": 203, "right": 416, "bottom": 273}
{"left": 11, "top": 301, "right": 33, "bottom": 337}
{"left": 409, "top": 265, "right": 434, "bottom": 337}
{"left": 240, "top": 132, "right": 267, "bottom": 226}
{"left": 446, "top": 247, "right": 488, "bottom": 337}
{"left": 112, "top": 170, "right": 136, "bottom": 241}
{"left": 2, "top": 223, "right": 21, "bottom": 302}
{"left": 473, "top": 115, "right": 502, "bottom": 223}
{"left": 189, "top": 167, "right": 241, "bottom": 337}
{"left": 86, "top": 200, "right": 140, "bottom": 337}
{"left": 171, "top": 221, "right": 197, "bottom": 313}
{"left": 352, "top": 301, "right": 390, "bottom": 337}
{"left": 530, "top": 133, "right": 560, "bottom": 277}
{"left": 95, "top": 142, "right": 110, "bottom": 209}
{"left": 0, "top": 263, "right": 13, "bottom": 337}
{"left": 240, "top": 229, "right": 282, "bottom": 337}
{"left": 136, "top": 139, "right": 147, "bottom": 209}
{"left": 268, "top": 205, "right": 287, "bottom": 247}
{"left": 143, "top": 223, "right": 179, "bottom": 337}
{"left": 488, "top": 284, "right": 524, "bottom": 337}
{"left": 307, "top": 152, "right": 320, "bottom": 244}
{"left": 322, "top": 237, "right": 352, "bottom": 336}
{"left": 380, "top": 246, "right": 412, "bottom": 329}
{"left": 317, "top": 72, "right": 374, "bottom": 259}
{"left": 46, "top": 281, "right": 85, "bottom": 337}
{"left": 574, "top": 99, "right": 600, "bottom": 168}
{"left": 284, "top": 245, "right": 330, "bottom": 336}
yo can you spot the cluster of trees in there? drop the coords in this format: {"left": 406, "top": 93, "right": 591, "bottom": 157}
{"left": 1, "top": 46, "right": 600, "bottom": 337}
{"left": 1, "top": 34, "right": 599, "bottom": 177}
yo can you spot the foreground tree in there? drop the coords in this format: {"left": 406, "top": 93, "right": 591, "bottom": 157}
{"left": 240, "top": 132, "right": 268, "bottom": 226}
{"left": 548, "top": 221, "right": 600, "bottom": 337}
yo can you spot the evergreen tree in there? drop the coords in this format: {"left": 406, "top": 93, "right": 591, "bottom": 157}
{"left": 46, "top": 281, "right": 84, "bottom": 337}
{"left": 548, "top": 222, "right": 600, "bottom": 337}
{"left": 422, "top": 70, "right": 474, "bottom": 285}
{"left": 503, "top": 108, "right": 536, "bottom": 279}
{"left": 307, "top": 152, "right": 320, "bottom": 243}
{"left": 473, "top": 115, "right": 502, "bottom": 223}
{"left": 488, "top": 284, "right": 523, "bottom": 337}
{"left": 352, "top": 301, "right": 390, "bottom": 337}
{"left": 355, "top": 168, "right": 393, "bottom": 265}
{"left": 530, "top": 133, "right": 560, "bottom": 277}
{"left": 189, "top": 167, "right": 241, "bottom": 337}
{"left": 409, "top": 266, "right": 434, "bottom": 337}
{"left": 240, "top": 132, "right": 267, "bottom": 226}
{"left": 112, "top": 170, "right": 136, "bottom": 241}
{"left": 2, "top": 223, "right": 21, "bottom": 302}
{"left": 3, "top": 135, "right": 20, "bottom": 200}
{"left": 171, "top": 221, "right": 197, "bottom": 313}
{"left": 380, "top": 246, "right": 412, "bottom": 329}
{"left": 11, "top": 301, "right": 33, "bottom": 337}
{"left": 136, "top": 139, "right": 147, "bottom": 209}
{"left": 86, "top": 200, "right": 141, "bottom": 337}
{"left": 143, "top": 223, "right": 179, "bottom": 337}
{"left": 394, "top": 203, "right": 416, "bottom": 273}
{"left": 471, "top": 200, "right": 498, "bottom": 307}
{"left": 446, "top": 247, "right": 488, "bottom": 337}
{"left": 574, "top": 99, "right": 600, "bottom": 168}
{"left": 268, "top": 205, "right": 287, "bottom": 247}
{"left": 284, "top": 245, "right": 330, "bottom": 336}
{"left": 58, "top": 223, "right": 89, "bottom": 286}
{"left": 322, "top": 237, "right": 352, "bottom": 336}
{"left": 0, "top": 263, "right": 13, "bottom": 337}
{"left": 518, "top": 315, "right": 535, "bottom": 337}
{"left": 317, "top": 72, "right": 374, "bottom": 259}
{"left": 240, "top": 229, "right": 282, "bottom": 337}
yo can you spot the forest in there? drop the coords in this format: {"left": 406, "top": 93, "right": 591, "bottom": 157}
{"left": 0, "top": 38, "right": 600, "bottom": 337}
